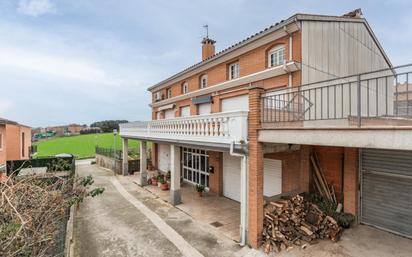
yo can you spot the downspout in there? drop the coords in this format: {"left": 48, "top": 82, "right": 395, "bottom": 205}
{"left": 230, "top": 141, "right": 248, "bottom": 246}
{"left": 283, "top": 26, "right": 293, "bottom": 88}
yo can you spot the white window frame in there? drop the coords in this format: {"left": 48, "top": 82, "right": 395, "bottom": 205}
{"left": 268, "top": 45, "right": 285, "bottom": 67}
{"left": 154, "top": 91, "right": 161, "bottom": 101}
{"left": 200, "top": 74, "right": 208, "bottom": 89}
{"left": 182, "top": 82, "right": 189, "bottom": 94}
{"left": 228, "top": 62, "right": 240, "bottom": 80}
{"left": 182, "top": 148, "right": 209, "bottom": 188}
{"left": 166, "top": 88, "right": 172, "bottom": 98}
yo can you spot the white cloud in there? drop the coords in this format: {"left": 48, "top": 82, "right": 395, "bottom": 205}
{"left": 17, "top": 0, "right": 56, "bottom": 17}
{"left": 0, "top": 99, "right": 14, "bottom": 116}
{"left": 0, "top": 45, "right": 117, "bottom": 86}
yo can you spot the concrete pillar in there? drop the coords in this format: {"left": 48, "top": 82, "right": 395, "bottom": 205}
{"left": 122, "top": 138, "right": 129, "bottom": 176}
{"left": 170, "top": 144, "right": 181, "bottom": 205}
{"left": 139, "top": 141, "right": 148, "bottom": 186}
{"left": 247, "top": 85, "right": 265, "bottom": 248}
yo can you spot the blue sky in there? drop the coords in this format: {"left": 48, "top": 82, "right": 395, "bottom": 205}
{"left": 0, "top": 0, "right": 411, "bottom": 127}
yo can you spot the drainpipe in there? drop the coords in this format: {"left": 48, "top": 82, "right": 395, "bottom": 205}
{"left": 230, "top": 141, "right": 248, "bottom": 246}
{"left": 283, "top": 26, "right": 293, "bottom": 88}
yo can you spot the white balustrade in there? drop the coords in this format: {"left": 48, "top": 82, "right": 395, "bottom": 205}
{"left": 120, "top": 111, "right": 249, "bottom": 145}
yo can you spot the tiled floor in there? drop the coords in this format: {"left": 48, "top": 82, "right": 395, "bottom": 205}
{"left": 128, "top": 173, "right": 240, "bottom": 242}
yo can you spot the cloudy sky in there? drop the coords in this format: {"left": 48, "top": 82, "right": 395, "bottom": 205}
{"left": 0, "top": 0, "right": 411, "bottom": 127}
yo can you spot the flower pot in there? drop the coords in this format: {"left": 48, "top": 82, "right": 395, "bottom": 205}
{"left": 151, "top": 179, "right": 157, "bottom": 186}
{"left": 160, "top": 183, "right": 169, "bottom": 191}
{"left": 197, "top": 191, "right": 203, "bottom": 197}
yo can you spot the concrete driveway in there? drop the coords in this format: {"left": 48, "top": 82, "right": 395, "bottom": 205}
{"left": 73, "top": 163, "right": 412, "bottom": 257}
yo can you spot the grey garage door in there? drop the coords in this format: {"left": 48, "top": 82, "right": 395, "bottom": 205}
{"left": 361, "top": 148, "right": 412, "bottom": 238}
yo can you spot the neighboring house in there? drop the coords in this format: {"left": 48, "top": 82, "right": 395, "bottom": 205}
{"left": 120, "top": 9, "right": 412, "bottom": 247}
{"left": 0, "top": 118, "right": 32, "bottom": 171}
{"left": 45, "top": 123, "right": 85, "bottom": 136}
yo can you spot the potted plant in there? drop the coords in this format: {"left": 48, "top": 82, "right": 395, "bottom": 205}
{"left": 157, "top": 174, "right": 163, "bottom": 187}
{"left": 196, "top": 184, "right": 205, "bottom": 197}
{"left": 166, "top": 170, "right": 171, "bottom": 182}
{"left": 151, "top": 175, "right": 158, "bottom": 186}
{"left": 160, "top": 178, "right": 169, "bottom": 191}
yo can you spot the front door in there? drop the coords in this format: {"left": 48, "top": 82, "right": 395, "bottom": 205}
{"left": 182, "top": 148, "right": 209, "bottom": 188}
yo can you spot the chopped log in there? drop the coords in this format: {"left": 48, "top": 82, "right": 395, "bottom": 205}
{"left": 262, "top": 194, "right": 344, "bottom": 254}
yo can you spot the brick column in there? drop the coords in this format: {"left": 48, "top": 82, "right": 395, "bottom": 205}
{"left": 343, "top": 147, "right": 359, "bottom": 219}
{"left": 247, "top": 85, "right": 264, "bottom": 248}
{"left": 139, "top": 141, "right": 148, "bottom": 186}
{"left": 299, "top": 145, "right": 312, "bottom": 192}
{"left": 122, "top": 138, "right": 129, "bottom": 176}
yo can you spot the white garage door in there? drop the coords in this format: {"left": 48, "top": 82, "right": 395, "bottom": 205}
{"left": 263, "top": 159, "right": 282, "bottom": 197}
{"left": 221, "top": 95, "right": 249, "bottom": 112}
{"left": 164, "top": 109, "right": 175, "bottom": 119}
{"left": 223, "top": 152, "right": 241, "bottom": 202}
{"left": 181, "top": 106, "right": 190, "bottom": 117}
{"left": 158, "top": 144, "right": 170, "bottom": 172}
{"left": 198, "top": 103, "right": 211, "bottom": 115}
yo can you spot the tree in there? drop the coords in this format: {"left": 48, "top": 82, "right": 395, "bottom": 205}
{"left": 90, "top": 120, "right": 128, "bottom": 133}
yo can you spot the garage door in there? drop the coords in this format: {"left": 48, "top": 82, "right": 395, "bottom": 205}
{"left": 361, "top": 148, "right": 412, "bottom": 238}
{"left": 180, "top": 106, "right": 190, "bottom": 117}
{"left": 164, "top": 109, "right": 175, "bottom": 119}
{"left": 158, "top": 144, "right": 171, "bottom": 172}
{"left": 221, "top": 95, "right": 249, "bottom": 112}
{"left": 198, "top": 103, "right": 211, "bottom": 115}
{"left": 264, "top": 159, "right": 282, "bottom": 197}
{"left": 223, "top": 152, "right": 241, "bottom": 202}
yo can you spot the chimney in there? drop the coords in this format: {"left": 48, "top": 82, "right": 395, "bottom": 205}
{"left": 201, "top": 37, "right": 216, "bottom": 61}
{"left": 342, "top": 8, "right": 363, "bottom": 18}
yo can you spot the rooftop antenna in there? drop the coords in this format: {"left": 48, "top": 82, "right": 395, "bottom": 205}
{"left": 203, "top": 24, "right": 209, "bottom": 38}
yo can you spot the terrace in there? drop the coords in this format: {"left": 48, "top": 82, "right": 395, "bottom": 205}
{"left": 259, "top": 64, "right": 412, "bottom": 150}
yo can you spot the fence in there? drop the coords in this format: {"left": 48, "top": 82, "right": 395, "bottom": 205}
{"left": 262, "top": 64, "right": 412, "bottom": 127}
{"left": 6, "top": 156, "right": 75, "bottom": 176}
{"left": 95, "top": 146, "right": 140, "bottom": 160}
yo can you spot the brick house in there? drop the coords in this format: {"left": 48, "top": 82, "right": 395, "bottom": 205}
{"left": 0, "top": 118, "right": 32, "bottom": 171}
{"left": 120, "top": 9, "right": 412, "bottom": 247}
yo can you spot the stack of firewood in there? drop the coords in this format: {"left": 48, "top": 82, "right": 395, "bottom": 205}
{"left": 262, "top": 195, "right": 342, "bottom": 253}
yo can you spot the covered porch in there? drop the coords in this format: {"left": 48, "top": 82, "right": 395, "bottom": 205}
{"left": 129, "top": 173, "right": 241, "bottom": 241}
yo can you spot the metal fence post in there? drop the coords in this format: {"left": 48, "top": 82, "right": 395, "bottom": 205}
{"left": 357, "top": 74, "right": 361, "bottom": 127}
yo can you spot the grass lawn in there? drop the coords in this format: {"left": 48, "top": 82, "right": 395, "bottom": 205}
{"left": 33, "top": 133, "right": 140, "bottom": 159}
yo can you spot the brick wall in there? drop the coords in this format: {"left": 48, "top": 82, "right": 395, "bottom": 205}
{"left": 208, "top": 151, "right": 223, "bottom": 196}
{"left": 343, "top": 148, "right": 358, "bottom": 216}
{"left": 313, "top": 146, "right": 345, "bottom": 202}
{"left": 262, "top": 145, "right": 311, "bottom": 194}
{"left": 151, "top": 31, "right": 302, "bottom": 120}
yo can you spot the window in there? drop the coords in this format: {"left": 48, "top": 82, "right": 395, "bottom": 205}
{"left": 228, "top": 62, "right": 240, "bottom": 80}
{"left": 182, "top": 148, "right": 209, "bottom": 188}
{"left": 200, "top": 74, "right": 208, "bottom": 89}
{"left": 154, "top": 91, "right": 161, "bottom": 101}
{"left": 166, "top": 88, "right": 172, "bottom": 98}
{"left": 181, "top": 82, "right": 189, "bottom": 94}
{"left": 22, "top": 132, "right": 25, "bottom": 157}
{"left": 268, "top": 45, "right": 285, "bottom": 67}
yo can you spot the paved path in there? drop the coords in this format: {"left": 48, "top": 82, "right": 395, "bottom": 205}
{"left": 73, "top": 164, "right": 257, "bottom": 257}
{"left": 73, "top": 164, "right": 412, "bottom": 257}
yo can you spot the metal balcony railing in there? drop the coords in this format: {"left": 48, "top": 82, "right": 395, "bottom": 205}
{"left": 261, "top": 64, "right": 412, "bottom": 127}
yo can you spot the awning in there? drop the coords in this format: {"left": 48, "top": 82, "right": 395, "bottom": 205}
{"left": 158, "top": 104, "right": 175, "bottom": 111}
{"left": 192, "top": 95, "right": 213, "bottom": 105}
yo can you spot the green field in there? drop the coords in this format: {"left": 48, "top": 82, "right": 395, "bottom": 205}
{"left": 33, "top": 133, "right": 140, "bottom": 159}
